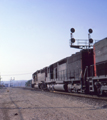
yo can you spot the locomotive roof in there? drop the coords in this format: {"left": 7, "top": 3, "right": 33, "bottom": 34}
{"left": 32, "top": 67, "right": 47, "bottom": 75}
{"left": 48, "top": 57, "right": 69, "bottom": 67}
{"left": 94, "top": 37, "right": 107, "bottom": 47}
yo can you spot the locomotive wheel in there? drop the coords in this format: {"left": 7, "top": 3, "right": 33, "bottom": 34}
{"left": 40, "top": 84, "right": 44, "bottom": 90}
{"left": 40, "top": 84, "right": 43, "bottom": 89}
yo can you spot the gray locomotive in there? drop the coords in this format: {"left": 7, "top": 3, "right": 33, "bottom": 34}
{"left": 32, "top": 28, "right": 107, "bottom": 96}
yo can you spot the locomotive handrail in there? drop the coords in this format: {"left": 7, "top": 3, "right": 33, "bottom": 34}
{"left": 90, "top": 64, "right": 94, "bottom": 77}
{"left": 83, "top": 66, "right": 88, "bottom": 85}
{"left": 79, "top": 70, "right": 82, "bottom": 78}
{"left": 69, "top": 39, "right": 99, "bottom": 49}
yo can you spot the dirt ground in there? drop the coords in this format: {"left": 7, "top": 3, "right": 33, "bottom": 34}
{"left": 0, "top": 87, "right": 107, "bottom": 120}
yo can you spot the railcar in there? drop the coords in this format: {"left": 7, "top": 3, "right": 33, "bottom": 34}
{"left": 32, "top": 28, "right": 107, "bottom": 96}
{"left": 32, "top": 67, "right": 47, "bottom": 89}
{"left": 87, "top": 37, "right": 107, "bottom": 95}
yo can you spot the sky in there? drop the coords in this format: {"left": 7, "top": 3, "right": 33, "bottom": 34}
{"left": 0, "top": 0, "right": 107, "bottom": 81}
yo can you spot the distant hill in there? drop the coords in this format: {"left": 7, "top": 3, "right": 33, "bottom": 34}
{"left": 2, "top": 80, "right": 28, "bottom": 87}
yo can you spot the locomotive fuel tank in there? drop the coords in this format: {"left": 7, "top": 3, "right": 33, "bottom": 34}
{"left": 54, "top": 84, "right": 68, "bottom": 91}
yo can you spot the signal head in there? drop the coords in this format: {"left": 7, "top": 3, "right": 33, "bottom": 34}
{"left": 88, "top": 29, "right": 93, "bottom": 34}
{"left": 71, "top": 38, "right": 75, "bottom": 43}
{"left": 89, "top": 38, "right": 93, "bottom": 43}
{"left": 70, "top": 28, "right": 75, "bottom": 33}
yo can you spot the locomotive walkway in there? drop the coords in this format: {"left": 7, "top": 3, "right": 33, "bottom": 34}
{"left": 0, "top": 87, "right": 107, "bottom": 120}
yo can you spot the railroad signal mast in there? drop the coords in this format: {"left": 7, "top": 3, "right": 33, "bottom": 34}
{"left": 70, "top": 28, "right": 94, "bottom": 49}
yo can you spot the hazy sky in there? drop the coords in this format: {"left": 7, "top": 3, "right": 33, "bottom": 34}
{"left": 0, "top": 0, "right": 107, "bottom": 81}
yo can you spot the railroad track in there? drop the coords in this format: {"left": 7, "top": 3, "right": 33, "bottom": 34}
{"left": 51, "top": 91, "right": 107, "bottom": 101}
{"left": 22, "top": 87, "right": 107, "bottom": 101}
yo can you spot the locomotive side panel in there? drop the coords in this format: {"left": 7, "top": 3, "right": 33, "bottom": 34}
{"left": 38, "top": 72, "right": 45, "bottom": 82}
{"left": 46, "top": 63, "right": 57, "bottom": 82}
{"left": 32, "top": 73, "right": 36, "bottom": 88}
{"left": 94, "top": 38, "right": 107, "bottom": 76}
{"left": 46, "top": 67, "right": 50, "bottom": 82}
{"left": 67, "top": 52, "right": 82, "bottom": 80}
{"left": 57, "top": 58, "right": 67, "bottom": 81}
{"left": 58, "top": 62, "right": 67, "bottom": 81}
{"left": 94, "top": 38, "right": 107, "bottom": 63}
{"left": 32, "top": 71, "right": 38, "bottom": 88}
{"left": 53, "top": 63, "right": 57, "bottom": 81}
{"left": 32, "top": 74, "right": 35, "bottom": 85}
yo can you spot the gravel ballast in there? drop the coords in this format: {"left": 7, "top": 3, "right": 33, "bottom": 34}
{"left": 0, "top": 87, "right": 107, "bottom": 120}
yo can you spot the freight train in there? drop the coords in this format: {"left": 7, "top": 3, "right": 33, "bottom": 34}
{"left": 32, "top": 28, "right": 107, "bottom": 96}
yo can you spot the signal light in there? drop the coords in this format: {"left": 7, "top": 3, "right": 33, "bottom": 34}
{"left": 88, "top": 29, "right": 93, "bottom": 34}
{"left": 71, "top": 38, "right": 75, "bottom": 43}
{"left": 89, "top": 38, "right": 93, "bottom": 43}
{"left": 70, "top": 28, "right": 75, "bottom": 33}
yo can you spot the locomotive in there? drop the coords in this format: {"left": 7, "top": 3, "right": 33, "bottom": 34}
{"left": 32, "top": 28, "right": 107, "bottom": 96}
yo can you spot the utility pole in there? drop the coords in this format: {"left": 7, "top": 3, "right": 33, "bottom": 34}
{"left": 10, "top": 77, "right": 15, "bottom": 87}
{"left": 10, "top": 77, "right": 12, "bottom": 87}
